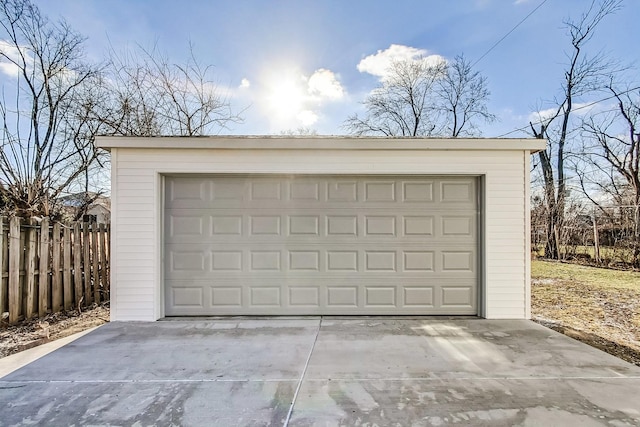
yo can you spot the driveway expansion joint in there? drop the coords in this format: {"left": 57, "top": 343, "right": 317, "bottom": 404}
{"left": 284, "top": 315, "right": 322, "bottom": 427}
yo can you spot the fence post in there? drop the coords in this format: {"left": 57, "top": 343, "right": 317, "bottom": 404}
{"left": 38, "top": 218, "right": 50, "bottom": 317}
{"left": 99, "top": 223, "right": 108, "bottom": 295}
{"left": 25, "top": 219, "right": 37, "bottom": 319}
{"left": 83, "top": 221, "right": 92, "bottom": 305}
{"left": 73, "top": 222, "right": 83, "bottom": 309}
{"left": 92, "top": 223, "right": 99, "bottom": 303}
{"left": 8, "top": 217, "right": 21, "bottom": 324}
{"left": 63, "top": 226, "right": 72, "bottom": 311}
{"left": 52, "top": 222, "right": 62, "bottom": 312}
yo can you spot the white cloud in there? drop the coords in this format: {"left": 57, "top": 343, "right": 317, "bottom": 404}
{"left": 297, "top": 110, "right": 318, "bottom": 126}
{"left": 357, "top": 44, "right": 446, "bottom": 80}
{"left": 239, "top": 78, "right": 250, "bottom": 88}
{"left": 0, "top": 40, "right": 28, "bottom": 77}
{"left": 528, "top": 102, "right": 599, "bottom": 124}
{"left": 572, "top": 101, "right": 599, "bottom": 115}
{"left": 0, "top": 63, "right": 19, "bottom": 77}
{"left": 528, "top": 107, "right": 558, "bottom": 124}
{"left": 514, "top": 0, "right": 533, "bottom": 4}
{"left": 307, "top": 68, "right": 344, "bottom": 100}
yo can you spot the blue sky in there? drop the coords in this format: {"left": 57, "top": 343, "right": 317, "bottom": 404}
{"left": 30, "top": 0, "right": 640, "bottom": 136}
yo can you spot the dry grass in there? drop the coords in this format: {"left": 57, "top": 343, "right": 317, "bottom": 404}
{"left": 570, "top": 245, "right": 638, "bottom": 265}
{"left": 0, "top": 303, "right": 109, "bottom": 358}
{"left": 532, "top": 260, "right": 640, "bottom": 365}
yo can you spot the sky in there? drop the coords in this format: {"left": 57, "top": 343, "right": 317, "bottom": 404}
{"left": 21, "top": 0, "right": 640, "bottom": 137}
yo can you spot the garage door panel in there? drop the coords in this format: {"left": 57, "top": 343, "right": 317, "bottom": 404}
{"left": 165, "top": 226, "right": 476, "bottom": 245}
{"left": 402, "top": 181, "right": 434, "bottom": 202}
{"left": 167, "top": 210, "right": 475, "bottom": 240}
{"left": 441, "top": 286, "right": 475, "bottom": 307}
{"left": 166, "top": 247, "right": 476, "bottom": 276}
{"left": 167, "top": 176, "right": 476, "bottom": 208}
{"left": 211, "top": 287, "right": 243, "bottom": 307}
{"left": 441, "top": 216, "right": 475, "bottom": 236}
{"left": 167, "top": 177, "right": 207, "bottom": 202}
{"left": 439, "top": 180, "right": 476, "bottom": 202}
{"left": 169, "top": 214, "right": 205, "bottom": 237}
{"left": 289, "top": 286, "right": 320, "bottom": 306}
{"left": 165, "top": 175, "right": 478, "bottom": 316}
{"left": 365, "top": 287, "right": 396, "bottom": 306}
{"left": 403, "top": 251, "right": 435, "bottom": 271}
{"left": 165, "top": 277, "right": 477, "bottom": 315}
{"left": 211, "top": 215, "right": 243, "bottom": 235}
{"left": 364, "top": 181, "right": 396, "bottom": 202}
{"left": 170, "top": 250, "right": 207, "bottom": 272}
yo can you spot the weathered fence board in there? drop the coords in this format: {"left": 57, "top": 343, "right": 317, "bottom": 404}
{"left": 38, "top": 218, "right": 49, "bottom": 317}
{"left": 73, "top": 223, "right": 83, "bottom": 308}
{"left": 52, "top": 222, "right": 62, "bottom": 313}
{"left": 25, "top": 221, "right": 37, "bottom": 319}
{"left": 92, "top": 226, "right": 99, "bottom": 303}
{"left": 8, "top": 218, "right": 20, "bottom": 324}
{"left": 83, "top": 221, "right": 92, "bottom": 305}
{"left": 0, "top": 217, "right": 110, "bottom": 325}
{"left": 99, "top": 224, "right": 108, "bottom": 296}
{"left": 63, "top": 227, "right": 72, "bottom": 311}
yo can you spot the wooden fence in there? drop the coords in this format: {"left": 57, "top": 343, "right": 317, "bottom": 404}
{"left": 0, "top": 217, "right": 110, "bottom": 325}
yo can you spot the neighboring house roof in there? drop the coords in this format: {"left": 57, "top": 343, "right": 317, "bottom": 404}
{"left": 59, "top": 192, "right": 110, "bottom": 208}
{"left": 58, "top": 192, "right": 111, "bottom": 221}
{"left": 86, "top": 203, "right": 111, "bottom": 214}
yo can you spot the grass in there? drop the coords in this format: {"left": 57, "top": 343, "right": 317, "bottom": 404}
{"left": 532, "top": 260, "right": 640, "bottom": 291}
{"left": 531, "top": 260, "right": 640, "bottom": 365}
{"left": 533, "top": 244, "right": 639, "bottom": 265}
{"left": 571, "top": 245, "right": 638, "bottom": 265}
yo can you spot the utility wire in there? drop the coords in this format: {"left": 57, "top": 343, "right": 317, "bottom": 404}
{"left": 496, "top": 85, "right": 640, "bottom": 138}
{"left": 471, "top": 0, "right": 550, "bottom": 68}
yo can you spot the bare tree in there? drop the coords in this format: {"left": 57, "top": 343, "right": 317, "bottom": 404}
{"left": 529, "top": 0, "right": 621, "bottom": 259}
{"left": 578, "top": 85, "right": 640, "bottom": 265}
{"left": 0, "top": 0, "right": 244, "bottom": 218}
{"left": 344, "top": 57, "right": 447, "bottom": 136}
{"left": 280, "top": 127, "right": 318, "bottom": 136}
{"left": 435, "top": 55, "right": 496, "bottom": 137}
{"left": 0, "top": 0, "right": 104, "bottom": 217}
{"left": 105, "top": 44, "right": 242, "bottom": 136}
{"left": 344, "top": 55, "right": 494, "bottom": 137}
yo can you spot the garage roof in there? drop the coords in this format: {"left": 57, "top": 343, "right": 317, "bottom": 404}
{"left": 96, "top": 136, "right": 546, "bottom": 152}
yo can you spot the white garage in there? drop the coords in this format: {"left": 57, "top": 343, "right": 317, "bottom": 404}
{"left": 98, "top": 136, "right": 544, "bottom": 321}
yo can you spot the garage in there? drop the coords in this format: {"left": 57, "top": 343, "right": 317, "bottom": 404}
{"left": 164, "top": 175, "right": 477, "bottom": 316}
{"left": 97, "top": 136, "right": 544, "bottom": 321}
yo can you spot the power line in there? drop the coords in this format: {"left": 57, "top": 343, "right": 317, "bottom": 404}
{"left": 471, "top": 0, "right": 550, "bottom": 68}
{"left": 496, "top": 86, "right": 640, "bottom": 138}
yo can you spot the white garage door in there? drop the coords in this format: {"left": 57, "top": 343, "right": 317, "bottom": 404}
{"left": 164, "top": 175, "right": 478, "bottom": 316}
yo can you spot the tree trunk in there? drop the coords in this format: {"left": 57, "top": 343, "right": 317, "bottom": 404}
{"left": 545, "top": 202, "right": 561, "bottom": 260}
{"left": 536, "top": 134, "right": 562, "bottom": 260}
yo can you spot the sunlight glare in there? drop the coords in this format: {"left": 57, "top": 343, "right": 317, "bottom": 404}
{"left": 265, "top": 75, "right": 306, "bottom": 119}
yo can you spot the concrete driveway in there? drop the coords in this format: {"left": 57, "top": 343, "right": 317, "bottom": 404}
{"left": 1, "top": 318, "right": 639, "bottom": 426}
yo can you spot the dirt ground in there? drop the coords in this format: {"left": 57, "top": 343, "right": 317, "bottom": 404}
{"left": 0, "top": 303, "right": 110, "bottom": 359}
{"left": 531, "top": 269, "right": 640, "bottom": 366}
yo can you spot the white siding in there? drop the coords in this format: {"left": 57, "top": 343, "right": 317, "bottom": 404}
{"left": 110, "top": 146, "right": 532, "bottom": 321}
